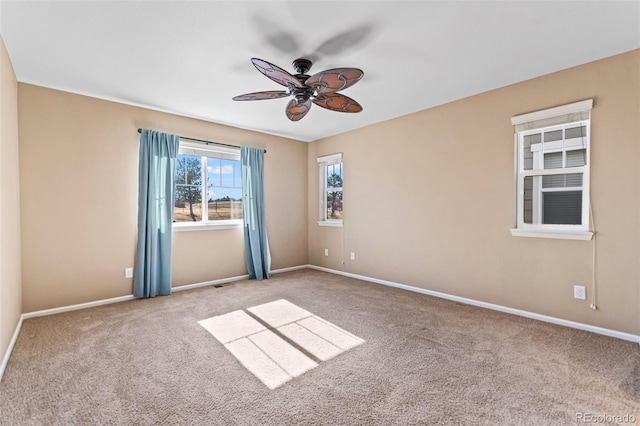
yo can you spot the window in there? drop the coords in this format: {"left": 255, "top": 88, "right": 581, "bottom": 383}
{"left": 317, "top": 153, "right": 343, "bottom": 226}
{"left": 174, "top": 142, "right": 243, "bottom": 229}
{"left": 510, "top": 99, "right": 593, "bottom": 240}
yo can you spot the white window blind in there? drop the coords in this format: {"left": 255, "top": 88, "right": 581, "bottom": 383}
{"left": 511, "top": 99, "right": 593, "bottom": 240}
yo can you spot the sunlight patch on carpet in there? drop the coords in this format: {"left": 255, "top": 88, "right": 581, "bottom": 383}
{"left": 198, "top": 299, "right": 364, "bottom": 389}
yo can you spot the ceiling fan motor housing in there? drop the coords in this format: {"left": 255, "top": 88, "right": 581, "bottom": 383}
{"left": 292, "top": 86, "right": 314, "bottom": 103}
{"left": 292, "top": 58, "right": 312, "bottom": 74}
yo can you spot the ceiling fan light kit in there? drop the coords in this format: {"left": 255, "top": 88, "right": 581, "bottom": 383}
{"left": 233, "top": 57, "right": 364, "bottom": 121}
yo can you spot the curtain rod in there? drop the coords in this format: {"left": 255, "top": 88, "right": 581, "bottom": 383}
{"left": 137, "top": 128, "right": 266, "bottom": 153}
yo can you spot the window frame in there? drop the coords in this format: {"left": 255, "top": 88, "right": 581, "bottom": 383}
{"left": 510, "top": 100, "right": 594, "bottom": 240}
{"left": 173, "top": 141, "right": 243, "bottom": 232}
{"left": 317, "top": 153, "right": 343, "bottom": 227}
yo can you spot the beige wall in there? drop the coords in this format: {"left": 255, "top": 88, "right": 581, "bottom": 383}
{"left": 0, "top": 36, "right": 22, "bottom": 360}
{"left": 18, "top": 84, "right": 308, "bottom": 312}
{"left": 308, "top": 50, "right": 640, "bottom": 335}
{"left": 9, "top": 47, "right": 640, "bottom": 337}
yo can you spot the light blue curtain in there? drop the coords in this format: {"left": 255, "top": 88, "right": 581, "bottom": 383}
{"left": 133, "top": 129, "right": 180, "bottom": 297}
{"left": 241, "top": 146, "right": 271, "bottom": 280}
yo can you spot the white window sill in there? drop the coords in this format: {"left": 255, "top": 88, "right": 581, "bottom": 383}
{"left": 173, "top": 221, "right": 243, "bottom": 232}
{"left": 509, "top": 228, "right": 593, "bottom": 240}
{"left": 317, "top": 220, "right": 343, "bottom": 227}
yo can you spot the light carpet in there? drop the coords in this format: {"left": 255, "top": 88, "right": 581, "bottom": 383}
{"left": 199, "top": 299, "right": 364, "bottom": 389}
{"left": 1, "top": 269, "right": 638, "bottom": 425}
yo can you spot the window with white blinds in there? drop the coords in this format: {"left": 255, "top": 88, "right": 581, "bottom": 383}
{"left": 510, "top": 100, "right": 593, "bottom": 240}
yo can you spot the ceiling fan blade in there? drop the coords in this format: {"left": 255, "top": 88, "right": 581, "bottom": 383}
{"left": 305, "top": 68, "right": 364, "bottom": 94}
{"left": 286, "top": 98, "right": 312, "bottom": 121}
{"left": 313, "top": 93, "right": 363, "bottom": 113}
{"left": 232, "top": 91, "right": 289, "bottom": 101}
{"left": 251, "top": 58, "right": 303, "bottom": 88}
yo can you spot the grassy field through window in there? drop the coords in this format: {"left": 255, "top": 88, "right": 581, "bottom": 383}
{"left": 174, "top": 200, "right": 243, "bottom": 222}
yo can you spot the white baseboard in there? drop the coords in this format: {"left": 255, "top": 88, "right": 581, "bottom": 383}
{"left": 1, "top": 263, "right": 311, "bottom": 380}
{"left": 6, "top": 262, "right": 632, "bottom": 382}
{"left": 171, "top": 264, "right": 308, "bottom": 292}
{"left": 308, "top": 265, "right": 640, "bottom": 344}
{"left": 271, "top": 264, "right": 310, "bottom": 274}
{"left": 0, "top": 315, "right": 23, "bottom": 381}
{"left": 172, "top": 274, "right": 250, "bottom": 292}
{"left": 3, "top": 296, "right": 140, "bottom": 381}
{"left": 22, "top": 295, "right": 137, "bottom": 320}
{"left": 23, "top": 264, "right": 309, "bottom": 316}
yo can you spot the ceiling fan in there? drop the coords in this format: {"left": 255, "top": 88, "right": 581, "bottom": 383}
{"left": 233, "top": 58, "right": 364, "bottom": 121}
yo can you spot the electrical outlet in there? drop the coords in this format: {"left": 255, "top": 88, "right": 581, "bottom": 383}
{"left": 573, "top": 285, "right": 586, "bottom": 300}
{"left": 324, "top": 248, "right": 329, "bottom": 257}
{"left": 125, "top": 267, "right": 133, "bottom": 278}
{"left": 350, "top": 252, "right": 355, "bottom": 260}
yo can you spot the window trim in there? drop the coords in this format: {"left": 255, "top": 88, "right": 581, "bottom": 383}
{"left": 173, "top": 221, "right": 242, "bottom": 232}
{"left": 173, "top": 141, "right": 243, "bottom": 231}
{"left": 509, "top": 228, "right": 593, "bottom": 240}
{"left": 317, "top": 153, "right": 343, "bottom": 227}
{"left": 510, "top": 100, "right": 594, "bottom": 240}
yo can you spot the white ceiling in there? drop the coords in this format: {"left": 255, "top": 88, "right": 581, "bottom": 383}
{"left": 1, "top": 1, "right": 638, "bottom": 142}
